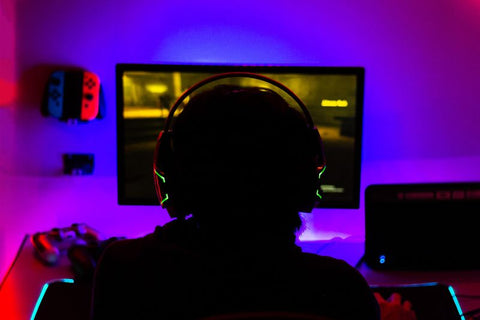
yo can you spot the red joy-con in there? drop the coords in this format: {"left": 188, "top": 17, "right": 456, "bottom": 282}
{"left": 31, "top": 232, "right": 61, "bottom": 265}
{"left": 81, "top": 71, "right": 100, "bottom": 121}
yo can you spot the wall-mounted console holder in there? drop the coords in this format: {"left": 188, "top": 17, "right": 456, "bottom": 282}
{"left": 63, "top": 154, "right": 94, "bottom": 175}
{"left": 41, "top": 70, "right": 105, "bottom": 123}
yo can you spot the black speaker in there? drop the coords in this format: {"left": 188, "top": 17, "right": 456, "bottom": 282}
{"left": 365, "top": 182, "right": 480, "bottom": 270}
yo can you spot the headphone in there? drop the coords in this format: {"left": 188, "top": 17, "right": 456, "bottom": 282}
{"left": 153, "top": 72, "right": 326, "bottom": 219}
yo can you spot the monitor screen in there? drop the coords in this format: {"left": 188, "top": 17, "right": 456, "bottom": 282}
{"left": 116, "top": 63, "right": 364, "bottom": 209}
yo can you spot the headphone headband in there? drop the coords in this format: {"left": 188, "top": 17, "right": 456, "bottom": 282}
{"left": 163, "top": 72, "right": 315, "bottom": 131}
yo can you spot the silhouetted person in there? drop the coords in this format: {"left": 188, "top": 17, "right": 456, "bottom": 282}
{"left": 91, "top": 79, "right": 383, "bottom": 319}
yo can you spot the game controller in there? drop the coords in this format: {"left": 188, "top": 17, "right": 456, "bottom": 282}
{"left": 46, "top": 71, "right": 65, "bottom": 119}
{"left": 31, "top": 223, "right": 101, "bottom": 266}
{"left": 80, "top": 71, "right": 100, "bottom": 121}
{"left": 44, "top": 70, "right": 102, "bottom": 121}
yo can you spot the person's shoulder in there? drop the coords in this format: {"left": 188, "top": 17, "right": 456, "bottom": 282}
{"left": 99, "top": 221, "right": 197, "bottom": 264}
{"left": 298, "top": 252, "right": 380, "bottom": 319}
{"left": 299, "top": 252, "right": 368, "bottom": 282}
{"left": 98, "top": 232, "right": 155, "bottom": 263}
{"left": 300, "top": 251, "right": 353, "bottom": 269}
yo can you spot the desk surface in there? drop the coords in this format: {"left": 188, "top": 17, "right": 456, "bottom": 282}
{"left": 0, "top": 235, "right": 75, "bottom": 320}
{"left": 302, "top": 238, "right": 480, "bottom": 317}
{"left": 1, "top": 236, "right": 480, "bottom": 320}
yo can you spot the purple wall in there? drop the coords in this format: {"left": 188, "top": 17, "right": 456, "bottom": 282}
{"left": 1, "top": 0, "right": 480, "bottom": 279}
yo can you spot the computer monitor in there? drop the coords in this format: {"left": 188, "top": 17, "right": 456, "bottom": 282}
{"left": 116, "top": 63, "right": 364, "bottom": 209}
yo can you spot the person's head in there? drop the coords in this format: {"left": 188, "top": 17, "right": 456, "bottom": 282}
{"left": 155, "top": 82, "right": 323, "bottom": 238}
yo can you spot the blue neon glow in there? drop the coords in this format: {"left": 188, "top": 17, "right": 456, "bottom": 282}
{"left": 30, "top": 278, "right": 74, "bottom": 320}
{"left": 379, "top": 254, "right": 386, "bottom": 264}
{"left": 448, "top": 285, "right": 466, "bottom": 320}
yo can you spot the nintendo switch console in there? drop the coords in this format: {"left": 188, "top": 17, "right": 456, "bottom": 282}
{"left": 42, "top": 70, "right": 105, "bottom": 121}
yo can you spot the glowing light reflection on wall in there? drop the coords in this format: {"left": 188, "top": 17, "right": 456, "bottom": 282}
{"left": 0, "top": 0, "right": 16, "bottom": 106}
{"left": 0, "top": 79, "right": 16, "bottom": 106}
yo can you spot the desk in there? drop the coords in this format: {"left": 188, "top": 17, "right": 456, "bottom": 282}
{"left": 2, "top": 236, "right": 480, "bottom": 319}
{"left": 302, "top": 238, "right": 480, "bottom": 317}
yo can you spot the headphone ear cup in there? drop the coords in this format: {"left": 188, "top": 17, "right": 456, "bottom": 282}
{"left": 154, "top": 130, "right": 192, "bottom": 220}
{"left": 313, "top": 129, "right": 327, "bottom": 206}
{"left": 297, "top": 127, "right": 326, "bottom": 212}
{"left": 154, "top": 131, "right": 173, "bottom": 210}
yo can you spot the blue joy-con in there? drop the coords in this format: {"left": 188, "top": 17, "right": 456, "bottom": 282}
{"left": 47, "top": 71, "right": 65, "bottom": 118}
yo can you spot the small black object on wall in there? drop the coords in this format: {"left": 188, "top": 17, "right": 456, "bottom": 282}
{"left": 63, "top": 154, "right": 94, "bottom": 175}
{"left": 41, "top": 69, "right": 105, "bottom": 122}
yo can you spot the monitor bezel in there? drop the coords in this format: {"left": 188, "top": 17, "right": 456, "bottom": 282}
{"left": 116, "top": 63, "right": 365, "bottom": 209}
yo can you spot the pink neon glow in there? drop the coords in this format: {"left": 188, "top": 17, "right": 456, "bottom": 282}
{"left": 0, "top": 79, "right": 17, "bottom": 106}
{"left": 0, "top": 277, "right": 23, "bottom": 319}
{"left": 0, "top": 0, "right": 16, "bottom": 106}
